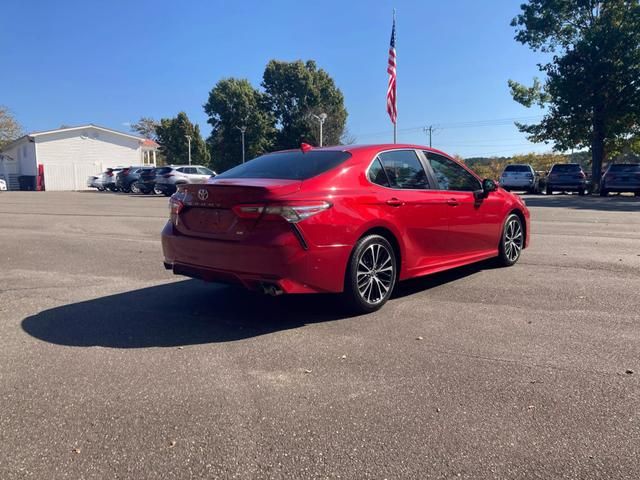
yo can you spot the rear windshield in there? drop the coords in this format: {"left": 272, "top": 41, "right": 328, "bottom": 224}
{"left": 216, "top": 150, "right": 352, "bottom": 180}
{"left": 609, "top": 164, "right": 640, "bottom": 172}
{"left": 155, "top": 167, "right": 173, "bottom": 175}
{"left": 551, "top": 164, "right": 581, "bottom": 172}
{"left": 504, "top": 165, "right": 531, "bottom": 172}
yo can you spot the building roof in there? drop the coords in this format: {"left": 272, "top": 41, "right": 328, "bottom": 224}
{"left": 0, "top": 124, "right": 152, "bottom": 152}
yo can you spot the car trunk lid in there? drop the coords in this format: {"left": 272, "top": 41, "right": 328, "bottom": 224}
{"left": 174, "top": 179, "right": 302, "bottom": 240}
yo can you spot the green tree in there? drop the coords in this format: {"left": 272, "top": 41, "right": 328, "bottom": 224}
{"left": 509, "top": 0, "right": 640, "bottom": 190}
{"left": 262, "top": 60, "right": 347, "bottom": 149}
{"left": 0, "top": 106, "right": 23, "bottom": 149}
{"left": 130, "top": 117, "right": 159, "bottom": 140}
{"left": 156, "top": 112, "right": 210, "bottom": 166}
{"left": 204, "top": 78, "right": 275, "bottom": 172}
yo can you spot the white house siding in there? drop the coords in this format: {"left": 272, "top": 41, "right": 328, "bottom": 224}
{"left": 35, "top": 128, "right": 142, "bottom": 191}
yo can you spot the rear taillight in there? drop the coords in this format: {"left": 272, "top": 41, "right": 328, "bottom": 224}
{"left": 106, "top": 172, "right": 113, "bottom": 177}
{"left": 169, "top": 196, "right": 184, "bottom": 224}
{"left": 233, "top": 202, "right": 331, "bottom": 223}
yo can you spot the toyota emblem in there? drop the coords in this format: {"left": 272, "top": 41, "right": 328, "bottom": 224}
{"left": 197, "top": 188, "right": 209, "bottom": 201}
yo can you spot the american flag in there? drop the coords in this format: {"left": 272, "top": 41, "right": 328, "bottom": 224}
{"left": 386, "top": 14, "right": 397, "bottom": 125}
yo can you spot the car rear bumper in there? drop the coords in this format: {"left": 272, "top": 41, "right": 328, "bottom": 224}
{"left": 603, "top": 183, "right": 640, "bottom": 192}
{"left": 501, "top": 180, "right": 535, "bottom": 188}
{"left": 161, "top": 222, "right": 352, "bottom": 294}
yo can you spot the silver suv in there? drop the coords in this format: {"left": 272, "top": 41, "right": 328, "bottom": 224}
{"left": 499, "top": 164, "right": 539, "bottom": 193}
{"left": 154, "top": 165, "right": 217, "bottom": 196}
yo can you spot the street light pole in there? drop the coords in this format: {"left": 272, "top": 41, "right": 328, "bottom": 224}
{"left": 235, "top": 126, "right": 247, "bottom": 163}
{"left": 185, "top": 135, "right": 192, "bottom": 165}
{"left": 311, "top": 113, "right": 328, "bottom": 147}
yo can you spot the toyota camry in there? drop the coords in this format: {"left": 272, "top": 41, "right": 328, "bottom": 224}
{"left": 161, "top": 144, "right": 530, "bottom": 313}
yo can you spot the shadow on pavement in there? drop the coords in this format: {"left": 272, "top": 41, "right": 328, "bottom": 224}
{"left": 22, "top": 280, "right": 354, "bottom": 348}
{"left": 522, "top": 194, "right": 640, "bottom": 212}
{"left": 22, "top": 261, "right": 490, "bottom": 348}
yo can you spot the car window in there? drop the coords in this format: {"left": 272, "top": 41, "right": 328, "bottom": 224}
{"left": 551, "top": 164, "right": 581, "bottom": 173}
{"left": 504, "top": 165, "right": 531, "bottom": 173}
{"left": 609, "top": 164, "right": 640, "bottom": 172}
{"left": 368, "top": 158, "right": 390, "bottom": 187}
{"left": 197, "top": 167, "right": 214, "bottom": 175}
{"left": 376, "top": 150, "right": 429, "bottom": 189}
{"left": 216, "top": 151, "right": 351, "bottom": 180}
{"left": 155, "top": 167, "right": 172, "bottom": 175}
{"left": 425, "top": 152, "right": 480, "bottom": 191}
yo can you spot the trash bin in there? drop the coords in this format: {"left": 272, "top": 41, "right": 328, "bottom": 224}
{"left": 18, "top": 175, "right": 37, "bottom": 191}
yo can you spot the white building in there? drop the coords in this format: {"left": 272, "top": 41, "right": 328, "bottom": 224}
{"left": 0, "top": 125, "right": 158, "bottom": 191}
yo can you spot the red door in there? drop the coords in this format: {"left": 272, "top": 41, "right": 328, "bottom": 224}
{"left": 423, "top": 151, "right": 503, "bottom": 257}
{"left": 371, "top": 150, "right": 451, "bottom": 274}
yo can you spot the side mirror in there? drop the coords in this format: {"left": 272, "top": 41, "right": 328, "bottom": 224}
{"left": 482, "top": 178, "right": 497, "bottom": 194}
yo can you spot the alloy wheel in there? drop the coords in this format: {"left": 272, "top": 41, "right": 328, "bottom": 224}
{"left": 503, "top": 217, "right": 523, "bottom": 263}
{"left": 356, "top": 243, "right": 395, "bottom": 305}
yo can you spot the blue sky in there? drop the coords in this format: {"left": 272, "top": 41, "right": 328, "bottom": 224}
{"left": 1, "top": 0, "right": 552, "bottom": 158}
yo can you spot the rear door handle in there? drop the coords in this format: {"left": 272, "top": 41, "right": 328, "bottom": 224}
{"left": 446, "top": 198, "right": 459, "bottom": 207}
{"left": 386, "top": 198, "right": 405, "bottom": 207}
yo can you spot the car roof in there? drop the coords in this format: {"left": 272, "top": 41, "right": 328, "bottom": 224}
{"left": 273, "top": 144, "right": 455, "bottom": 159}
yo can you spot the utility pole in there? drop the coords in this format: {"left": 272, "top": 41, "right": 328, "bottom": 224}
{"left": 423, "top": 126, "right": 433, "bottom": 148}
{"left": 311, "top": 113, "right": 328, "bottom": 147}
{"left": 235, "top": 126, "right": 247, "bottom": 163}
{"left": 185, "top": 135, "right": 192, "bottom": 165}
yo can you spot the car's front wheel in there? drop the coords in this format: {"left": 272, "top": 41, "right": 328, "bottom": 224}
{"left": 344, "top": 235, "right": 397, "bottom": 314}
{"left": 497, "top": 214, "right": 524, "bottom": 267}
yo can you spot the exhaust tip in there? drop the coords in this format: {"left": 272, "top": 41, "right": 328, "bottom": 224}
{"left": 261, "top": 283, "right": 284, "bottom": 296}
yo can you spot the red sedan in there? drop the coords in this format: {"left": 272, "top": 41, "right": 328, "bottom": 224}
{"left": 162, "top": 144, "right": 530, "bottom": 313}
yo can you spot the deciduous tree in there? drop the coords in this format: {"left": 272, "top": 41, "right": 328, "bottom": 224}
{"left": 509, "top": 0, "right": 640, "bottom": 190}
{"left": 156, "top": 112, "right": 210, "bottom": 166}
{"left": 262, "top": 60, "right": 347, "bottom": 149}
{"left": 0, "top": 106, "right": 23, "bottom": 149}
{"left": 204, "top": 78, "right": 275, "bottom": 172}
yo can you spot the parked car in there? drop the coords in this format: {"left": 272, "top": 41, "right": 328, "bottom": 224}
{"left": 499, "top": 164, "right": 539, "bottom": 193}
{"left": 546, "top": 163, "right": 588, "bottom": 195}
{"left": 0, "top": 178, "right": 7, "bottom": 191}
{"left": 154, "top": 165, "right": 217, "bottom": 196}
{"left": 600, "top": 163, "right": 640, "bottom": 196}
{"left": 115, "top": 166, "right": 155, "bottom": 193}
{"left": 100, "top": 167, "right": 125, "bottom": 192}
{"left": 137, "top": 167, "right": 161, "bottom": 194}
{"left": 87, "top": 175, "right": 105, "bottom": 191}
{"left": 162, "top": 144, "right": 530, "bottom": 313}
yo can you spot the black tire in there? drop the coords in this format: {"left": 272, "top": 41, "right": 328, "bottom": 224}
{"left": 578, "top": 188, "right": 585, "bottom": 196}
{"left": 130, "top": 182, "right": 141, "bottom": 194}
{"left": 497, "top": 214, "right": 524, "bottom": 267}
{"left": 343, "top": 235, "right": 397, "bottom": 314}
{"left": 599, "top": 188, "right": 608, "bottom": 197}
{"left": 153, "top": 186, "right": 163, "bottom": 195}
{"left": 546, "top": 186, "right": 553, "bottom": 195}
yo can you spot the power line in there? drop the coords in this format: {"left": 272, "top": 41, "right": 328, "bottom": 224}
{"left": 353, "top": 115, "right": 543, "bottom": 139}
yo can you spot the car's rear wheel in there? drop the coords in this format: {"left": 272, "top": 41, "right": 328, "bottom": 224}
{"left": 497, "top": 214, "right": 524, "bottom": 267}
{"left": 153, "top": 186, "right": 163, "bottom": 195}
{"left": 130, "top": 182, "right": 141, "bottom": 194}
{"left": 344, "top": 235, "right": 397, "bottom": 314}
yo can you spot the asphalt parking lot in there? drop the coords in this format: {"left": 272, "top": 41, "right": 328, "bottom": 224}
{"left": 1, "top": 191, "right": 639, "bottom": 479}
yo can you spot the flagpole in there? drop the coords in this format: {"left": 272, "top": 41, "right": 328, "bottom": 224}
{"left": 393, "top": 8, "right": 397, "bottom": 144}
